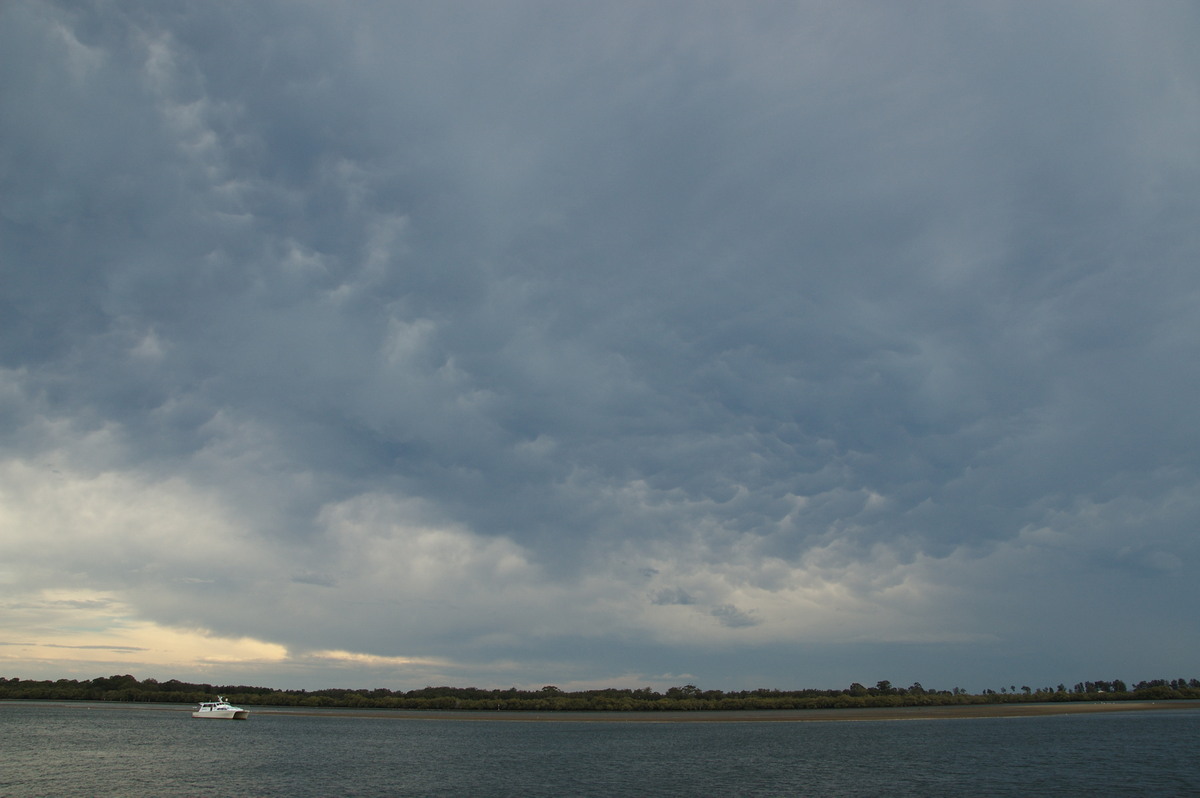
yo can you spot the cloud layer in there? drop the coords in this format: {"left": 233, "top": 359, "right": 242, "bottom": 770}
{"left": 2, "top": 0, "right": 1199, "bottom": 691}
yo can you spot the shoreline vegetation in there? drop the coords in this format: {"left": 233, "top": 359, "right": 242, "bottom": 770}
{"left": 2, "top": 675, "right": 1199, "bottom": 716}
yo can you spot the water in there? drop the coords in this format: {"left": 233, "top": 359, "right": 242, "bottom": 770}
{"left": 2, "top": 702, "right": 1198, "bottom": 796}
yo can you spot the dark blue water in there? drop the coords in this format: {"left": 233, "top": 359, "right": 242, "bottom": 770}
{"left": 2, "top": 702, "right": 1198, "bottom": 796}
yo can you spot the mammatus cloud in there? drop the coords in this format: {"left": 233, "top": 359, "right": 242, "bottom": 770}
{"left": 1, "top": 0, "right": 1199, "bottom": 691}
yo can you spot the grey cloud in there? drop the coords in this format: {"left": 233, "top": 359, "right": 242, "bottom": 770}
{"left": 651, "top": 588, "right": 696, "bottom": 607}
{"left": 711, "top": 605, "right": 757, "bottom": 629}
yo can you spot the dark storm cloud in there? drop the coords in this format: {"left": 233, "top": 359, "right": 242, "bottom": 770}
{"left": 2, "top": 0, "right": 1198, "bottom": 689}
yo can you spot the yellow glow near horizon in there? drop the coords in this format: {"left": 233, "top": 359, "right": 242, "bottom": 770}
{"left": 0, "top": 589, "right": 461, "bottom": 685}
{"left": 0, "top": 589, "right": 288, "bottom": 675}
{"left": 305, "top": 649, "right": 449, "bottom": 668}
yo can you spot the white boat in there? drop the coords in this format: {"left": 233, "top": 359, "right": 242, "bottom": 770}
{"left": 192, "top": 696, "right": 249, "bottom": 720}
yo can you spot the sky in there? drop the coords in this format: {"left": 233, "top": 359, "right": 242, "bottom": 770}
{"left": 2, "top": 0, "right": 1199, "bottom": 695}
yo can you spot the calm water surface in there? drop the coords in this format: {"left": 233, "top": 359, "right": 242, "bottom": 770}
{"left": 2, "top": 701, "right": 1198, "bottom": 796}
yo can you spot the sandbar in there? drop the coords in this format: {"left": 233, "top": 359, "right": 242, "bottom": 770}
{"left": 254, "top": 700, "right": 1198, "bottom": 723}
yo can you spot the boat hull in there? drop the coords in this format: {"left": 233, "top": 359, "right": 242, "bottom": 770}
{"left": 193, "top": 696, "right": 249, "bottom": 719}
{"left": 192, "top": 709, "right": 249, "bottom": 719}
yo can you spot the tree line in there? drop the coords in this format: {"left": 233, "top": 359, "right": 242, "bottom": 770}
{"left": 2, "top": 674, "right": 1198, "bottom": 712}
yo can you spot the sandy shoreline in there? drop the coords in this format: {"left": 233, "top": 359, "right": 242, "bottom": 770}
{"left": 253, "top": 700, "right": 1199, "bottom": 723}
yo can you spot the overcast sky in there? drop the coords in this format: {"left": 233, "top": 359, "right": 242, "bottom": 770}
{"left": 2, "top": 0, "right": 1198, "bottom": 694}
